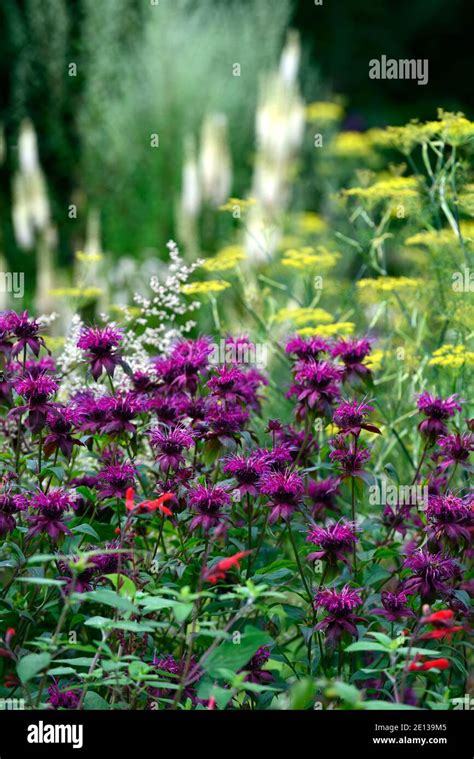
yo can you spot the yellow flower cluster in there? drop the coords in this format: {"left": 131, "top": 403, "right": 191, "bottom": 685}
{"left": 281, "top": 245, "right": 340, "bottom": 270}
{"left": 295, "top": 212, "right": 328, "bottom": 235}
{"left": 306, "top": 101, "right": 344, "bottom": 123}
{"left": 297, "top": 322, "right": 355, "bottom": 337}
{"left": 345, "top": 176, "right": 419, "bottom": 202}
{"left": 372, "top": 111, "right": 474, "bottom": 154}
{"left": 429, "top": 344, "right": 474, "bottom": 368}
{"left": 49, "top": 287, "right": 103, "bottom": 299}
{"left": 405, "top": 229, "right": 456, "bottom": 247}
{"left": 182, "top": 280, "right": 231, "bottom": 295}
{"left": 274, "top": 306, "right": 333, "bottom": 326}
{"left": 357, "top": 276, "right": 420, "bottom": 293}
{"left": 331, "top": 131, "right": 372, "bottom": 158}
{"left": 75, "top": 251, "right": 103, "bottom": 263}
{"left": 219, "top": 197, "right": 256, "bottom": 214}
{"left": 203, "top": 245, "right": 246, "bottom": 272}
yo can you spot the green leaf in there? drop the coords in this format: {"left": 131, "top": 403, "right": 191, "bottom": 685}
{"left": 326, "top": 681, "right": 362, "bottom": 705}
{"left": 345, "top": 641, "right": 390, "bottom": 653}
{"left": 17, "top": 653, "right": 51, "bottom": 683}
{"left": 203, "top": 626, "right": 272, "bottom": 679}
{"left": 173, "top": 602, "right": 194, "bottom": 623}
{"left": 75, "top": 588, "right": 138, "bottom": 614}
{"left": 71, "top": 523, "right": 100, "bottom": 541}
{"left": 83, "top": 692, "right": 109, "bottom": 710}
{"left": 288, "top": 677, "right": 317, "bottom": 710}
{"left": 103, "top": 574, "right": 137, "bottom": 599}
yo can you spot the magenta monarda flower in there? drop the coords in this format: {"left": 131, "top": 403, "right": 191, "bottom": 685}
{"left": 13, "top": 371, "right": 59, "bottom": 432}
{"left": 56, "top": 555, "right": 97, "bottom": 594}
{"left": 240, "top": 646, "right": 273, "bottom": 685}
{"left": 416, "top": 392, "right": 462, "bottom": 438}
{"left": 436, "top": 433, "right": 473, "bottom": 471}
{"left": 333, "top": 400, "right": 381, "bottom": 436}
{"left": 154, "top": 337, "right": 211, "bottom": 395}
{"left": 274, "top": 423, "right": 318, "bottom": 464}
{"left": 403, "top": 549, "right": 461, "bottom": 602}
{"left": 331, "top": 338, "right": 372, "bottom": 381}
{"left": 205, "top": 403, "right": 249, "bottom": 441}
{"left": 207, "top": 366, "right": 248, "bottom": 402}
{"left": 307, "top": 477, "right": 341, "bottom": 520}
{"left": 329, "top": 434, "right": 371, "bottom": 479}
{"left": 425, "top": 493, "right": 472, "bottom": 547}
{"left": 288, "top": 360, "right": 342, "bottom": 417}
{"left": 223, "top": 452, "right": 269, "bottom": 496}
{"left": 149, "top": 654, "right": 201, "bottom": 706}
{"left": 27, "top": 488, "right": 76, "bottom": 541}
{"left": 8, "top": 310, "right": 48, "bottom": 358}
{"left": 0, "top": 493, "right": 27, "bottom": 536}
{"left": 314, "top": 585, "right": 364, "bottom": 646}
{"left": 306, "top": 520, "right": 358, "bottom": 564}
{"left": 149, "top": 426, "right": 194, "bottom": 471}
{"left": 188, "top": 484, "right": 230, "bottom": 532}
{"left": 97, "top": 463, "right": 136, "bottom": 499}
{"left": 99, "top": 393, "right": 139, "bottom": 435}
{"left": 260, "top": 470, "right": 304, "bottom": 524}
{"left": 257, "top": 445, "right": 293, "bottom": 472}
{"left": 371, "top": 590, "right": 415, "bottom": 621}
{"left": 285, "top": 335, "right": 330, "bottom": 361}
{"left": 77, "top": 325, "right": 125, "bottom": 381}
{"left": 43, "top": 408, "right": 84, "bottom": 460}
{"left": 47, "top": 681, "right": 81, "bottom": 709}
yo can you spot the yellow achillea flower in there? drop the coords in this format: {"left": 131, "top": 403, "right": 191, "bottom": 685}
{"left": 295, "top": 212, "right": 328, "bottom": 235}
{"left": 274, "top": 307, "right": 333, "bottom": 326}
{"left": 357, "top": 276, "right": 420, "bottom": 293}
{"left": 282, "top": 245, "right": 340, "bottom": 270}
{"left": 203, "top": 245, "right": 246, "bottom": 272}
{"left": 49, "top": 287, "right": 103, "bottom": 299}
{"left": 306, "top": 101, "right": 344, "bottom": 123}
{"left": 297, "top": 322, "right": 355, "bottom": 337}
{"left": 75, "top": 251, "right": 103, "bottom": 263}
{"left": 345, "top": 176, "right": 419, "bottom": 201}
{"left": 219, "top": 197, "right": 256, "bottom": 214}
{"left": 182, "top": 280, "right": 231, "bottom": 295}
{"left": 331, "top": 131, "right": 372, "bottom": 158}
{"left": 429, "top": 344, "right": 474, "bottom": 368}
{"left": 365, "top": 349, "right": 385, "bottom": 372}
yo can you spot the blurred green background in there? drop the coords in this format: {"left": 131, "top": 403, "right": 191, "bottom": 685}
{"left": 0, "top": 0, "right": 471, "bottom": 290}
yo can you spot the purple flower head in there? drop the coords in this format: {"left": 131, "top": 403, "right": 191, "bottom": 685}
{"left": 223, "top": 452, "right": 269, "bottom": 496}
{"left": 289, "top": 360, "right": 342, "bottom": 417}
{"left": 207, "top": 366, "right": 248, "bottom": 402}
{"left": 98, "top": 462, "right": 136, "bottom": 499}
{"left": 100, "top": 393, "right": 139, "bottom": 435}
{"left": 403, "top": 549, "right": 461, "bottom": 602}
{"left": 13, "top": 371, "right": 59, "bottom": 432}
{"left": 426, "top": 493, "right": 472, "bottom": 547}
{"left": 331, "top": 338, "right": 372, "bottom": 381}
{"left": 314, "top": 585, "right": 364, "bottom": 646}
{"left": 274, "top": 423, "right": 318, "bottom": 465}
{"left": 47, "top": 681, "right": 81, "bottom": 710}
{"left": 260, "top": 470, "right": 304, "bottom": 524}
{"left": 417, "top": 392, "right": 462, "bottom": 438}
{"left": 89, "top": 539, "right": 125, "bottom": 575}
{"left": 257, "top": 446, "right": 294, "bottom": 472}
{"left": 285, "top": 335, "right": 330, "bottom": 361}
{"left": 333, "top": 400, "right": 380, "bottom": 436}
{"left": 149, "top": 426, "right": 194, "bottom": 471}
{"left": 0, "top": 493, "right": 27, "bottom": 536}
{"left": 188, "top": 484, "right": 230, "bottom": 532}
{"left": 206, "top": 403, "right": 249, "bottom": 441}
{"left": 371, "top": 590, "right": 415, "bottom": 621}
{"left": 307, "top": 477, "right": 341, "bottom": 520}
{"left": 240, "top": 646, "right": 273, "bottom": 685}
{"left": 307, "top": 519, "right": 358, "bottom": 564}
{"left": 43, "top": 407, "right": 84, "bottom": 460}
{"left": 154, "top": 337, "right": 211, "bottom": 395}
{"left": 56, "top": 555, "right": 97, "bottom": 594}
{"left": 8, "top": 310, "right": 48, "bottom": 358}
{"left": 436, "top": 433, "right": 473, "bottom": 471}
{"left": 27, "top": 488, "right": 76, "bottom": 541}
{"left": 329, "top": 434, "right": 371, "bottom": 479}
{"left": 149, "top": 654, "right": 201, "bottom": 706}
{"left": 77, "top": 325, "right": 124, "bottom": 381}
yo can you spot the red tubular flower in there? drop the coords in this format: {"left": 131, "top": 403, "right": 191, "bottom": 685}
{"left": 409, "top": 657, "right": 450, "bottom": 672}
{"left": 207, "top": 696, "right": 217, "bottom": 710}
{"left": 125, "top": 489, "right": 174, "bottom": 516}
{"left": 419, "top": 627, "right": 464, "bottom": 640}
{"left": 422, "top": 609, "right": 454, "bottom": 624}
{"left": 125, "top": 487, "right": 135, "bottom": 512}
{"left": 5, "top": 628, "right": 15, "bottom": 644}
{"left": 203, "top": 550, "right": 252, "bottom": 583}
